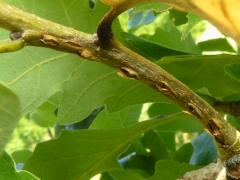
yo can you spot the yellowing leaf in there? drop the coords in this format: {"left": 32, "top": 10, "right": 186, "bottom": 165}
{"left": 167, "top": 0, "right": 240, "bottom": 42}
{"left": 101, "top": 0, "right": 240, "bottom": 42}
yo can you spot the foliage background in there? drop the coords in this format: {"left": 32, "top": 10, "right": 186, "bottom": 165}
{"left": 1, "top": 0, "right": 240, "bottom": 179}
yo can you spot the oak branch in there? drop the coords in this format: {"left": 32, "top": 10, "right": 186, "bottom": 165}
{"left": 0, "top": 1, "right": 240, "bottom": 173}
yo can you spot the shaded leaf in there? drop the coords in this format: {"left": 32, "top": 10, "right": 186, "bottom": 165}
{"left": 160, "top": 55, "right": 240, "bottom": 101}
{"left": 101, "top": 173, "right": 115, "bottom": 180}
{"left": 24, "top": 115, "right": 179, "bottom": 180}
{"left": 156, "top": 113, "right": 202, "bottom": 133}
{"left": 90, "top": 105, "right": 142, "bottom": 129}
{"left": 169, "top": 9, "right": 188, "bottom": 26}
{"left": 156, "top": 132, "right": 176, "bottom": 153}
{"left": 121, "top": 154, "right": 155, "bottom": 177}
{"left": 148, "top": 103, "right": 181, "bottom": 117}
{"left": 120, "top": 139, "right": 148, "bottom": 158}
{"left": 65, "top": 106, "right": 104, "bottom": 130}
{"left": 111, "top": 170, "right": 145, "bottom": 180}
{"left": 141, "top": 130, "right": 170, "bottom": 160}
{"left": 173, "top": 143, "right": 193, "bottom": 163}
{"left": 119, "top": 32, "right": 186, "bottom": 61}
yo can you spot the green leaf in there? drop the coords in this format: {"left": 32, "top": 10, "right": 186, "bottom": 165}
{"left": 121, "top": 139, "right": 149, "bottom": 157}
{"left": 177, "top": 13, "right": 203, "bottom": 41}
{"left": 134, "top": 11, "right": 201, "bottom": 54}
{"left": 224, "top": 64, "right": 240, "bottom": 82}
{"left": 63, "top": 106, "right": 104, "bottom": 130}
{"left": 101, "top": 173, "right": 115, "bottom": 180}
{"left": 121, "top": 155, "right": 155, "bottom": 176}
{"left": 156, "top": 113, "right": 202, "bottom": 133}
{"left": 169, "top": 9, "right": 188, "bottom": 26}
{"left": 0, "top": 48, "right": 80, "bottom": 115}
{"left": 173, "top": 143, "right": 193, "bottom": 163}
{"left": 2, "top": 0, "right": 170, "bottom": 125}
{"left": 0, "top": 0, "right": 109, "bottom": 116}
{"left": 131, "top": 2, "right": 170, "bottom": 12}
{"left": 58, "top": 61, "right": 167, "bottom": 124}
{"left": 11, "top": 149, "right": 32, "bottom": 164}
{"left": 147, "top": 103, "right": 200, "bottom": 134}
{"left": 110, "top": 170, "right": 145, "bottom": 180}
{"left": 148, "top": 160, "right": 198, "bottom": 180}
{"left": 160, "top": 55, "right": 240, "bottom": 101}
{"left": 156, "top": 132, "right": 176, "bottom": 153}
{"left": 198, "top": 38, "right": 236, "bottom": 53}
{"left": 148, "top": 103, "right": 181, "bottom": 117}
{"left": 30, "top": 92, "right": 61, "bottom": 127}
{"left": 7, "top": 0, "right": 109, "bottom": 33}
{"left": 0, "top": 83, "right": 20, "bottom": 151}
{"left": 119, "top": 32, "right": 186, "bottom": 61}
{"left": 24, "top": 115, "right": 179, "bottom": 180}
{"left": 227, "top": 115, "right": 240, "bottom": 129}
{"left": 90, "top": 105, "right": 142, "bottom": 129}
{"left": 30, "top": 100, "right": 57, "bottom": 128}
{"left": 141, "top": 130, "right": 170, "bottom": 160}
{"left": 0, "top": 151, "right": 39, "bottom": 180}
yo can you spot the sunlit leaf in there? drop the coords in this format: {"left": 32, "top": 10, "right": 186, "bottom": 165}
{"left": 11, "top": 149, "right": 32, "bottom": 164}
{"left": 0, "top": 83, "right": 20, "bottom": 151}
{"left": 148, "top": 160, "right": 198, "bottom": 180}
{"left": 0, "top": 151, "right": 39, "bottom": 180}
{"left": 198, "top": 38, "right": 235, "bottom": 53}
{"left": 134, "top": 11, "right": 201, "bottom": 54}
{"left": 0, "top": 0, "right": 109, "bottom": 115}
{"left": 224, "top": 64, "right": 240, "bottom": 82}
{"left": 58, "top": 61, "right": 167, "bottom": 124}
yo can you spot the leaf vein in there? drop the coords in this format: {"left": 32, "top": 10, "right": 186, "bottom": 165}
{"left": 7, "top": 53, "right": 69, "bottom": 85}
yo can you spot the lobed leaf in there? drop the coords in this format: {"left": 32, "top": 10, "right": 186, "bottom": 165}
{"left": 24, "top": 114, "right": 179, "bottom": 180}
{"left": 160, "top": 55, "right": 240, "bottom": 101}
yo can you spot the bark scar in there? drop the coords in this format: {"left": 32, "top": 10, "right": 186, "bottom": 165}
{"left": 155, "top": 81, "right": 177, "bottom": 99}
{"left": 206, "top": 119, "right": 222, "bottom": 142}
{"left": 118, "top": 67, "right": 140, "bottom": 80}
